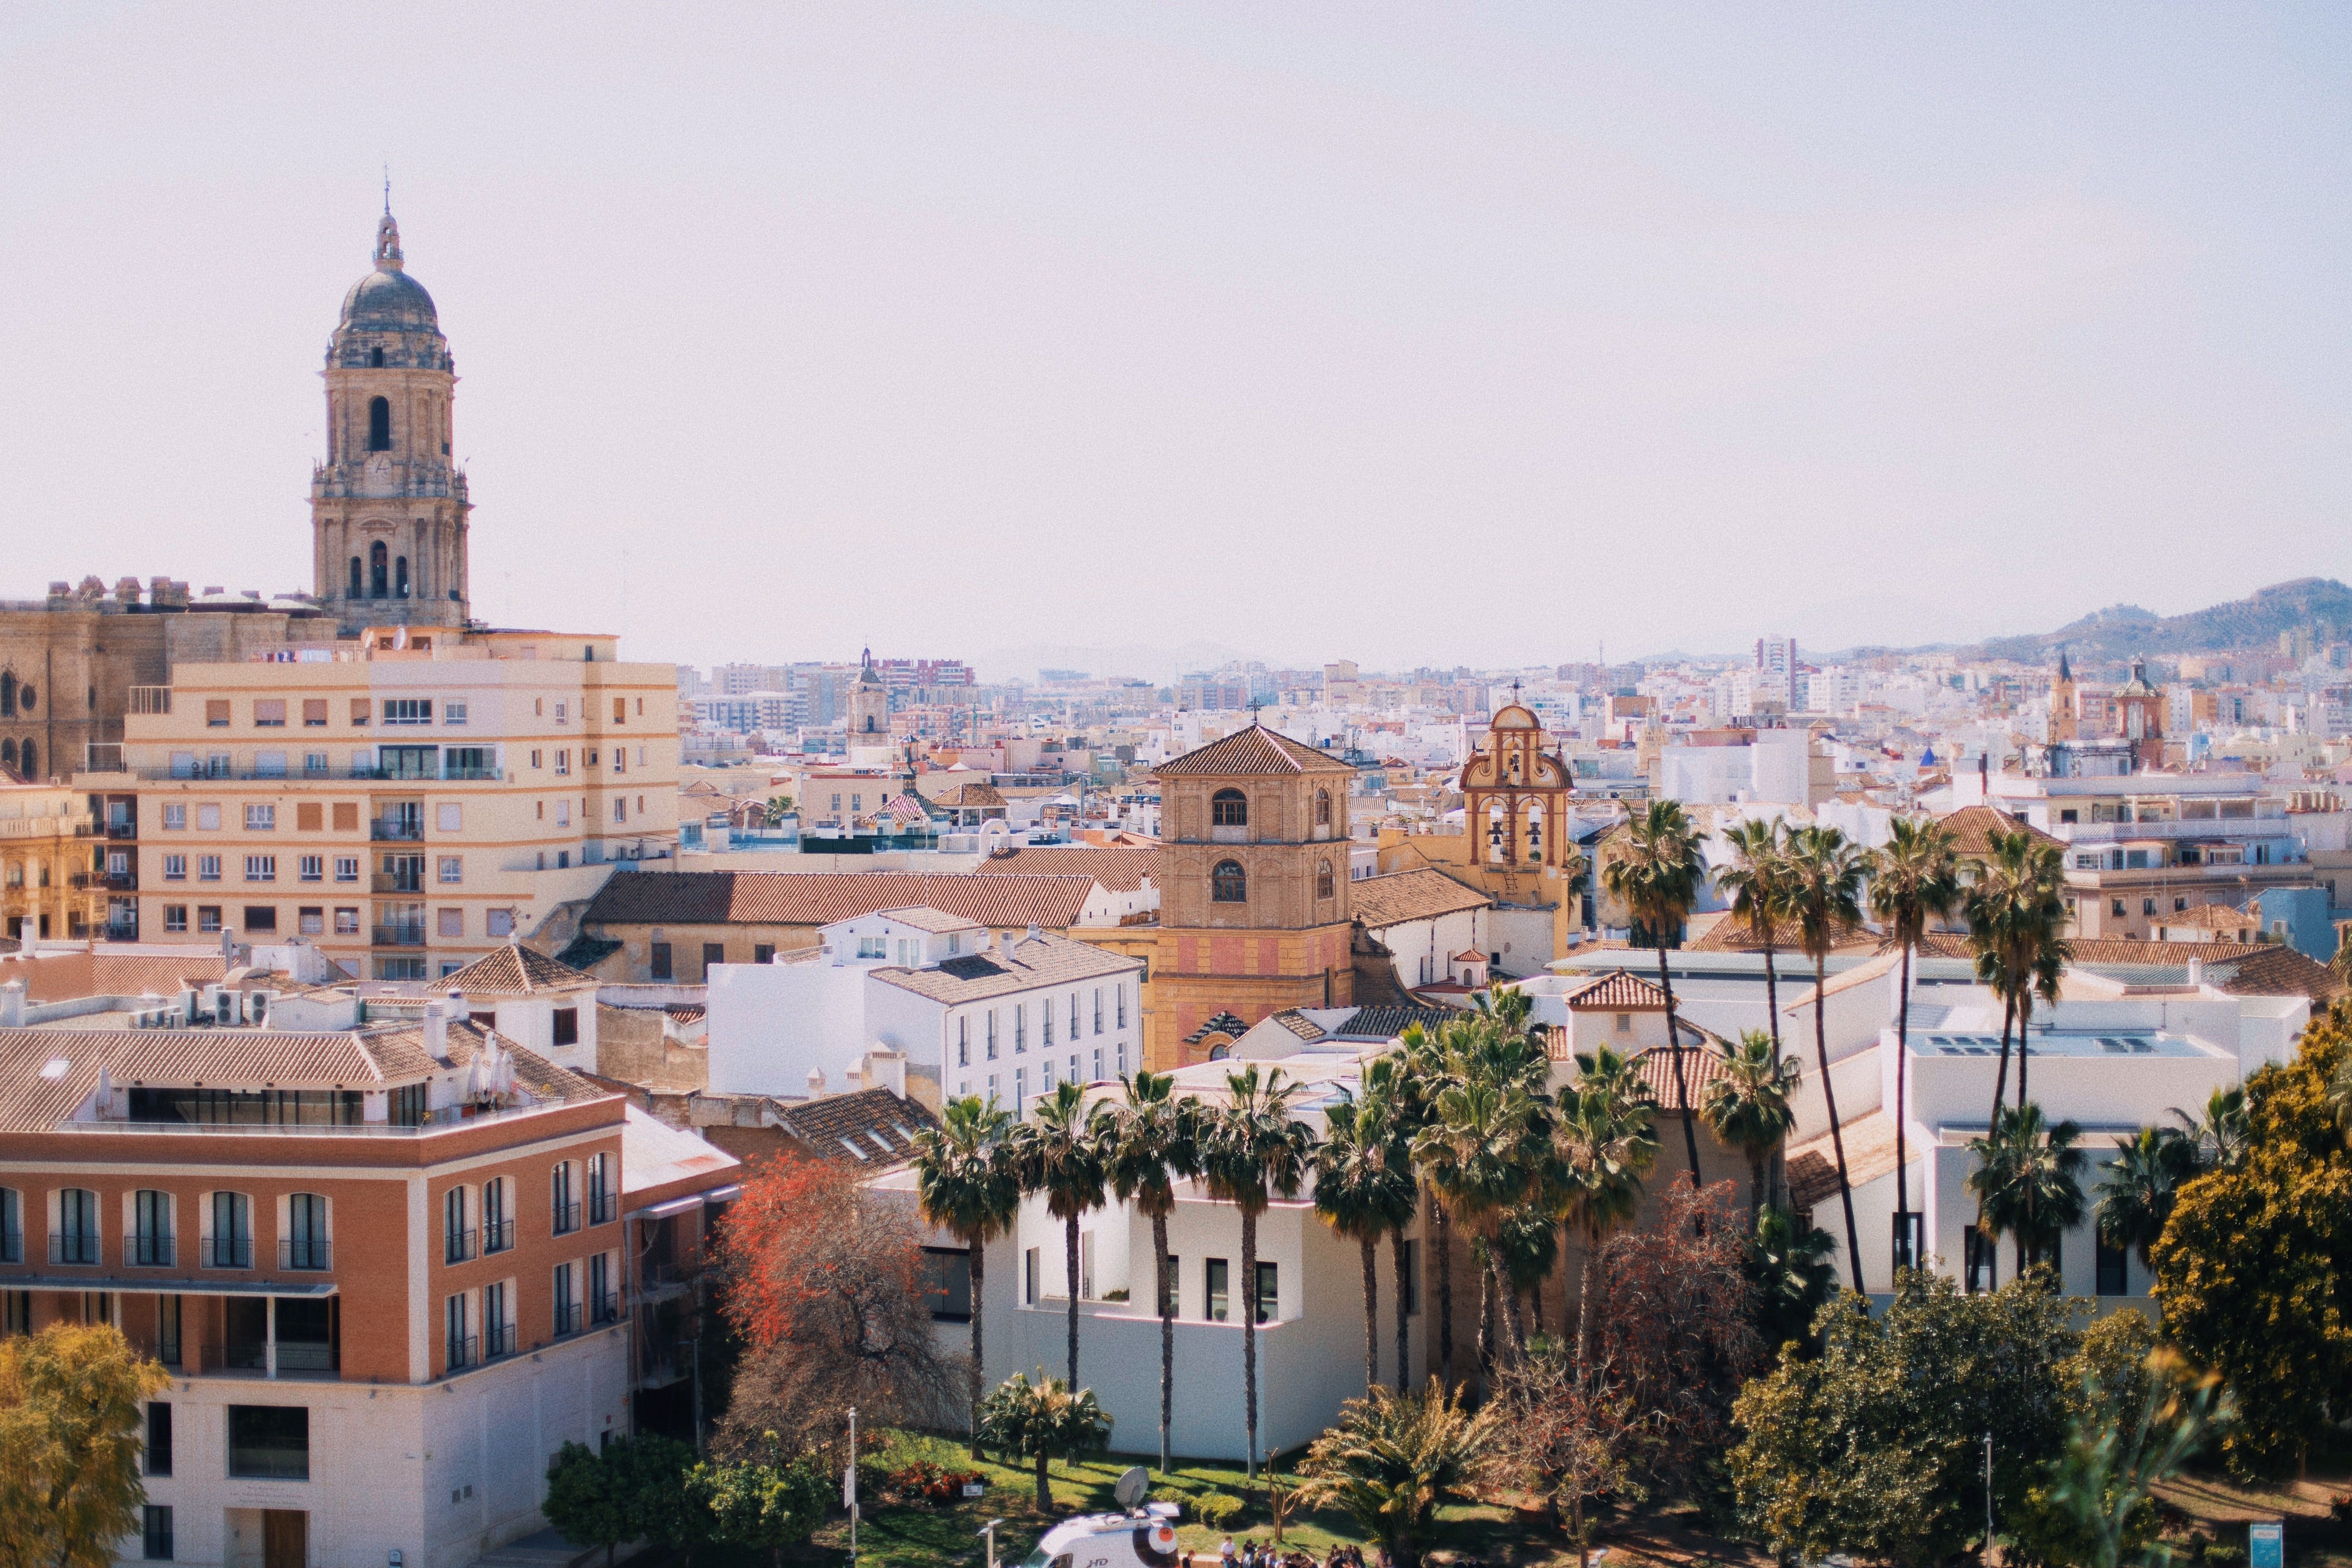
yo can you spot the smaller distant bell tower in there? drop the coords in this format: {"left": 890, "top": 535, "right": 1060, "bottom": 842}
{"left": 311, "top": 206, "right": 471, "bottom": 632}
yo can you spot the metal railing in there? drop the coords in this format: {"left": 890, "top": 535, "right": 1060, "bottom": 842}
{"left": 445, "top": 1227, "right": 476, "bottom": 1265}
{"left": 275, "top": 1341, "right": 334, "bottom": 1375}
{"left": 0, "top": 1227, "right": 19, "bottom": 1265}
{"left": 588, "top": 1189, "right": 617, "bottom": 1226}
{"left": 210, "top": 1338, "right": 267, "bottom": 1374}
{"left": 132, "top": 1234, "right": 176, "bottom": 1268}
{"left": 370, "top": 820, "right": 425, "bottom": 842}
{"left": 280, "top": 1237, "right": 331, "bottom": 1271}
{"left": 103, "top": 922, "right": 140, "bottom": 941}
{"left": 552, "top": 1202, "right": 581, "bottom": 1237}
{"left": 202, "top": 1235, "right": 254, "bottom": 1269}
{"left": 47, "top": 1233, "right": 99, "bottom": 1266}
{"left": 372, "top": 872, "right": 424, "bottom": 894}
{"left": 481, "top": 1218, "right": 513, "bottom": 1255}
{"left": 446, "top": 1334, "right": 479, "bottom": 1374}
{"left": 484, "top": 1320, "right": 518, "bottom": 1359}
{"left": 590, "top": 1292, "right": 623, "bottom": 1327}
{"left": 371, "top": 924, "right": 427, "bottom": 947}
{"left": 553, "top": 1300, "right": 582, "bottom": 1337}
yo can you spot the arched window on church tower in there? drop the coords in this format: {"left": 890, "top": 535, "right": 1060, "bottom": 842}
{"left": 1211, "top": 860, "right": 1247, "bottom": 903}
{"left": 1211, "top": 789, "right": 1248, "bottom": 827}
{"left": 1315, "top": 859, "right": 1335, "bottom": 900}
{"left": 1, "top": 740, "right": 14, "bottom": 770}
{"left": 369, "top": 543, "right": 388, "bottom": 599}
{"left": 371, "top": 347, "right": 385, "bottom": 368}
{"left": 349, "top": 557, "right": 363, "bottom": 599}
{"left": 0, "top": 673, "right": 14, "bottom": 718}
{"left": 368, "top": 397, "right": 392, "bottom": 452}
{"left": 1315, "top": 789, "right": 1331, "bottom": 827}
{"left": 395, "top": 557, "right": 409, "bottom": 599}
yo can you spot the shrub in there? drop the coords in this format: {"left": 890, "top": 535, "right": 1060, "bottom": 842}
{"left": 1195, "top": 1493, "right": 1248, "bottom": 1530}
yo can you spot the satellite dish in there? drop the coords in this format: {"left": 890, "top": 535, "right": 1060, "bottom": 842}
{"left": 1114, "top": 1466, "right": 1150, "bottom": 1510}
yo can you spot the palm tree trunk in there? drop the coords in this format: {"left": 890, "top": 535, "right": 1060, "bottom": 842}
{"left": 1475, "top": 1239, "right": 1493, "bottom": 1376}
{"left": 1153, "top": 1207, "right": 1173, "bottom": 1475}
{"left": 1894, "top": 939, "right": 1913, "bottom": 1260}
{"left": 1489, "top": 1241, "right": 1526, "bottom": 1361}
{"left": 1390, "top": 1226, "right": 1411, "bottom": 1394}
{"left": 968, "top": 1234, "right": 988, "bottom": 1461}
{"left": 1359, "top": 1233, "right": 1379, "bottom": 1391}
{"left": 2017, "top": 992, "right": 2031, "bottom": 1111}
{"left": 1574, "top": 1228, "right": 1600, "bottom": 1382}
{"left": 1749, "top": 1153, "right": 1765, "bottom": 1219}
{"left": 1762, "top": 937, "right": 1782, "bottom": 1060}
{"left": 1241, "top": 1205, "right": 1260, "bottom": 1479}
{"left": 1064, "top": 1212, "right": 1081, "bottom": 1389}
{"left": 1432, "top": 1190, "right": 1454, "bottom": 1388}
{"left": 1658, "top": 944, "right": 1703, "bottom": 1186}
{"left": 1988, "top": 990, "right": 2016, "bottom": 1134}
{"left": 1036, "top": 1443, "right": 1051, "bottom": 1514}
{"left": 1815, "top": 950, "right": 1865, "bottom": 1295}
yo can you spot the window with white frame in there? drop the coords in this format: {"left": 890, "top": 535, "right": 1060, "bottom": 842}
{"left": 243, "top": 855, "right": 275, "bottom": 883}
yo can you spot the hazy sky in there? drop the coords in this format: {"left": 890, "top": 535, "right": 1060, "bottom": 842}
{"left": 4, "top": 5, "right": 2349, "bottom": 678}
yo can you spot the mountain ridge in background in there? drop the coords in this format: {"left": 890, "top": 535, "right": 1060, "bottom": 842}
{"left": 1970, "top": 576, "right": 2352, "bottom": 665}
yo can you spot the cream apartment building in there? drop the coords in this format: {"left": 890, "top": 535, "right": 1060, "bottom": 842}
{"left": 77, "top": 631, "right": 678, "bottom": 979}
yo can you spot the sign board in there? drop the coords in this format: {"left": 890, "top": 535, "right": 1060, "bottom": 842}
{"left": 2250, "top": 1521, "right": 2283, "bottom": 1568}
{"left": 963, "top": 1483, "right": 985, "bottom": 1499}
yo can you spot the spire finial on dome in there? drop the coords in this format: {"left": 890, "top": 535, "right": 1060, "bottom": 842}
{"left": 374, "top": 205, "right": 403, "bottom": 272}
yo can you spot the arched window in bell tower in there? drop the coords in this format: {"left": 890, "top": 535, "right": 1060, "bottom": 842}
{"left": 369, "top": 543, "right": 389, "bottom": 599}
{"left": 395, "top": 557, "right": 409, "bottom": 599}
{"left": 348, "top": 557, "right": 363, "bottom": 599}
{"left": 368, "top": 397, "right": 392, "bottom": 452}
{"left": 0, "top": 673, "right": 14, "bottom": 718}
{"left": 370, "top": 347, "right": 385, "bottom": 368}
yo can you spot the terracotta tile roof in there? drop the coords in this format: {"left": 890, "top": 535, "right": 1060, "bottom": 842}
{"left": 2165, "top": 902, "right": 2262, "bottom": 932}
{"left": 1626, "top": 1035, "right": 1733, "bottom": 1110}
{"left": 871, "top": 906, "right": 985, "bottom": 935}
{"left": 772, "top": 1088, "right": 939, "bottom": 1165}
{"left": 1560, "top": 969, "right": 1672, "bottom": 1011}
{"left": 870, "top": 933, "right": 1141, "bottom": 1005}
{"left": 1185, "top": 1011, "right": 1249, "bottom": 1044}
{"left": 0, "top": 1019, "right": 602, "bottom": 1132}
{"left": 1340, "top": 1004, "right": 1463, "bottom": 1040}
{"left": 1937, "top": 804, "right": 2064, "bottom": 859}
{"left": 1786, "top": 1109, "right": 1901, "bottom": 1212}
{"left": 1913, "top": 933, "right": 2341, "bottom": 1001}
{"left": 1154, "top": 724, "right": 1356, "bottom": 777}
{"left": 930, "top": 780, "right": 1008, "bottom": 809}
{"left": 441, "top": 944, "right": 596, "bottom": 998}
{"left": 1686, "top": 915, "right": 1874, "bottom": 954}
{"left": 1349, "top": 869, "right": 1493, "bottom": 930}
{"left": 0, "top": 952, "right": 233, "bottom": 1007}
{"left": 582, "top": 871, "right": 1105, "bottom": 932}
{"left": 976, "top": 846, "right": 1160, "bottom": 891}
{"left": 1267, "top": 1010, "right": 1328, "bottom": 1041}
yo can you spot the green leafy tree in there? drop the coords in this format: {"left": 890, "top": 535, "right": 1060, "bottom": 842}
{"left": 1728, "top": 1269, "right": 2082, "bottom": 1565}
{"left": 1699, "top": 1030, "right": 1799, "bottom": 1218}
{"left": 1097, "top": 1068, "right": 1201, "bottom": 1472}
{"left": 695, "top": 1438, "right": 836, "bottom": 1567}
{"left": 542, "top": 1435, "right": 697, "bottom": 1565}
{"left": 0, "top": 1323, "right": 169, "bottom": 1568}
{"left": 2037, "top": 1346, "right": 2227, "bottom": 1568}
{"left": 2154, "top": 1002, "right": 2352, "bottom": 1476}
{"left": 1296, "top": 1380, "right": 1501, "bottom": 1568}
{"left": 1745, "top": 1205, "right": 1838, "bottom": 1357}
{"left": 1198, "top": 1062, "right": 1316, "bottom": 1477}
{"left": 1967, "top": 1101, "right": 2086, "bottom": 1276}
{"left": 1867, "top": 816, "right": 1962, "bottom": 1241}
{"left": 912, "top": 1094, "right": 1020, "bottom": 1459}
{"left": 979, "top": 1369, "right": 1111, "bottom": 1513}
{"left": 1713, "top": 817, "right": 1794, "bottom": 1059}
{"left": 1008, "top": 1079, "right": 1109, "bottom": 1390}
{"left": 1315, "top": 1087, "right": 1421, "bottom": 1395}
{"left": 1601, "top": 800, "right": 1707, "bottom": 1184}
{"left": 1782, "top": 822, "right": 1871, "bottom": 1291}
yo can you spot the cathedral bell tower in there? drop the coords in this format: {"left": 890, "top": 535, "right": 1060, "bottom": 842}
{"left": 312, "top": 208, "right": 472, "bottom": 632}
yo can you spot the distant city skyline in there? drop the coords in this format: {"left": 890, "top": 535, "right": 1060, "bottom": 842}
{"left": 5, "top": 5, "right": 2349, "bottom": 669}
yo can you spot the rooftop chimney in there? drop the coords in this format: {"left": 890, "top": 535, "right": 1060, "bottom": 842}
{"left": 424, "top": 1001, "right": 449, "bottom": 1064}
{"left": 0, "top": 981, "right": 21, "bottom": 1029}
{"left": 806, "top": 1065, "right": 827, "bottom": 1097}
{"left": 2186, "top": 957, "right": 2204, "bottom": 989}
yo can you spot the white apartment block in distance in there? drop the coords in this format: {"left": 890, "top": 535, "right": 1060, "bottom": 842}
{"left": 75, "top": 629, "right": 678, "bottom": 980}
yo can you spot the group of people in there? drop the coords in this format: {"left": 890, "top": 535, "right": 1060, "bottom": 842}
{"left": 1193, "top": 1540, "right": 1388, "bottom": 1568}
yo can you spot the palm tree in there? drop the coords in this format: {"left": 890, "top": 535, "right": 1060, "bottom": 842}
{"left": 1601, "top": 800, "right": 1707, "bottom": 1184}
{"left": 1360, "top": 1050, "right": 1427, "bottom": 1392}
{"left": 1395, "top": 1023, "right": 1458, "bottom": 1387}
{"left": 1867, "top": 816, "right": 1962, "bottom": 1260}
{"left": 2095, "top": 1125, "right": 2195, "bottom": 1272}
{"left": 1699, "top": 1030, "right": 1799, "bottom": 1218}
{"left": 1414, "top": 1075, "right": 1552, "bottom": 1365}
{"left": 1297, "top": 1381, "right": 1501, "bottom": 1568}
{"left": 1197, "top": 1063, "right": 1316, "bottom": 1478}
{"left": 1964, "top": 826, "right": 2072, "bottom": 1125}
{"left": 2170, "top": 1085, "right": 2250, "bottom": 1173}
{"left": 978, "top": 1368, "right": 1112, "bottom": 1513}
{"left": 1747, "top": 1206, "right": 1839, "bottom": 1352}
{"left": 1967, "top": 1102, "right": 2087, "bottom": 1275}
{"left": 1555, "top": 1055, "right": 1657, "bottom": 1377}
{"left": 1097, "top": 1070, "right": 1199, "bottom": 1473}
{"left": 1007, "top": 1080, "right": 1108, "bottom": 1389}
{"left": 1782, "top": 822, "right": 1870, "bottom": 1293}
{"left": 1494, "top": 1202, "right": 1560, "bottom": 1330}
{"left": 1315, "top": 1089, "right": 1420, "bottom": 1395}
{"left": 911, "top": 1095, "right": 1021, "bottom": 1459}
{"left": 1714, "top": 817, "right": 1794, "bottom": 1058}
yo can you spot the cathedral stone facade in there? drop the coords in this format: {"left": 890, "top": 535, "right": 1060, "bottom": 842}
{"left": 310, "top": 211, "right": 472, "bottom": 631}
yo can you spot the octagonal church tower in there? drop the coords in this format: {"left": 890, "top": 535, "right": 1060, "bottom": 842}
{"left": 310, "top": 209, "right": 472, "bottom": 632}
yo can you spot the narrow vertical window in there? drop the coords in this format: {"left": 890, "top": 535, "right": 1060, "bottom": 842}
{"left": 368, "top": 395, "right": 391, "bottom": 451}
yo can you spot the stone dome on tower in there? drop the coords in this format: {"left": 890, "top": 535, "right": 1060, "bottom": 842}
{"left": 337, "top": 213, "right": 440, "bottom": 334}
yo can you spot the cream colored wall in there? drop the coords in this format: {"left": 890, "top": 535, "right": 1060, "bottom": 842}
{"left": 76, "top": 644, "right": 678, "bottom": 977}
